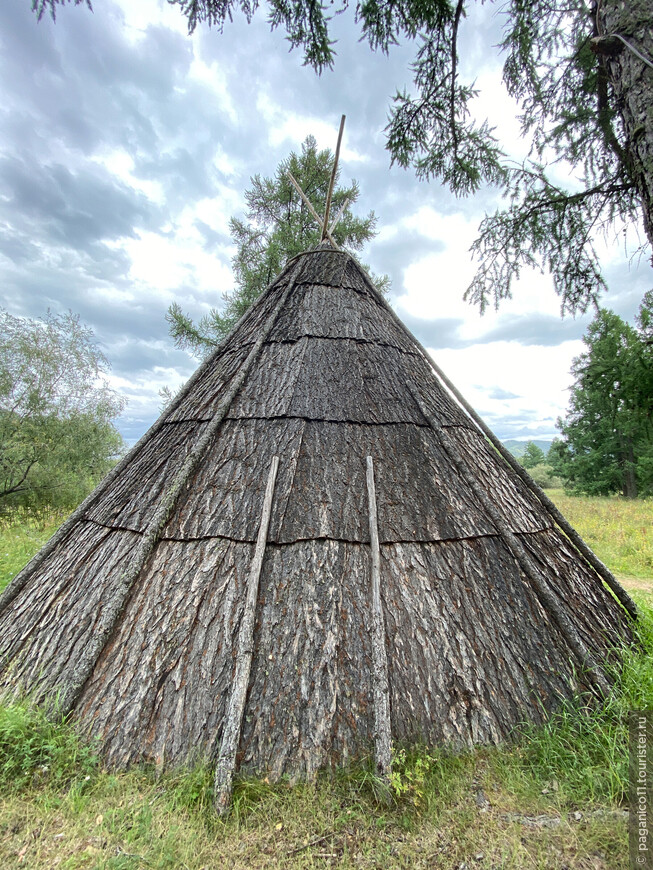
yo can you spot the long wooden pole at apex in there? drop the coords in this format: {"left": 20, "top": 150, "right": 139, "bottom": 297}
{"left": 322, "top": 114, "right": 346, "bottom": 242}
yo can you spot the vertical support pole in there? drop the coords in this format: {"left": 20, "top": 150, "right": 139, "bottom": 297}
{"left": 366, "top": 456, "right": 392, "bottom": 780}
{"left": 214, "top": 455, "right": 280, "bottom": 815}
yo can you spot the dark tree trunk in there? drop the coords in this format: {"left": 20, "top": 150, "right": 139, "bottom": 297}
{"left": 598, "top": 0, "right": 653, "bottom": 249}
{"left": 620, "top": 432, "right": 638, "bottom": 498}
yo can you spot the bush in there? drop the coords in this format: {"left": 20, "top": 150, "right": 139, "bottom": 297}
{"left": 527, "top": 463, "right": 563, "bottom": 489}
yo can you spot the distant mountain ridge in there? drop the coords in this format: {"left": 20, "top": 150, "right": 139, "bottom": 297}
{"left": 503, "top": 439, "right": 554, "bottom": 460}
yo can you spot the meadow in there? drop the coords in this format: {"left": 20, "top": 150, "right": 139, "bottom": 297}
{"left": 0, "top": 492, "right": 651, "bottom": 869}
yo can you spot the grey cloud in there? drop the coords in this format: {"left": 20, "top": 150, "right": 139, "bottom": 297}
{"left": 479, "top": 408, "right": 560, "bottom": 442}
{"left": 116, "top": 411, "right": 162, "bottom": 446}
{"left": 195, "top": 220, "right": 231, "bottom": 252}
{"left": 487, "top": 387, "right": 521, "bottom": 400}
{"left": 601, "top": 261, "right": 652, "bottom": 322}
{"left": 0, "top": 234, "right": 41, "bottom": 265}
{"left": 399, "top": 313, "right": 465, "bottom": 350}
{"left": 0, "top": 156, "right": 160, "bottom": 250}
{"left": 1, "top": 1, "right": 202, "bottom": 190}
{"left": 105, "top": 339, "right": 195, "bottom": 379}
{"left": 373, "top": 232, "right": 447, "bottom": 281}
{"left": 471, "top": 312, "right": 588, "bottom": 346}
{"left": 2, "top": 0, "right": 649, "bottom": 452}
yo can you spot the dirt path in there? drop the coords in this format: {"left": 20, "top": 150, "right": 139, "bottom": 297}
{"left": 619, "top": 576, "right": 653, "bottom": 595}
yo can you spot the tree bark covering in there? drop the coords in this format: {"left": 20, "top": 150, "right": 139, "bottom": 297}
{"left": 0, "top": 246, "right": 634, "bottom": 783}
{"left": 599, "top": 0, "right": 653, "bottom": 248}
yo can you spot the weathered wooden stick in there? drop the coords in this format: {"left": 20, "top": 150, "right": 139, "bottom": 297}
{"left": 0, "top": 257, "right": 299, "bottom": 620}
{"left": 322, "top": 114, "right": 346, "bottom": 241}
{"left": 287, "top": 171, "right": 339, "bottom": 249}
{"left": 360, "top": 270, "right": 637, "bottom": 623}
{"left": 365, "top": 456, "right": 393, "bottom": 780}
{"left": 214, "top": 455, "right": 280, "bottom": 815}
{"left": 56, "top": 271, "right": 300, "bottom": 716}
{"left": 407, "top": 384, "right": 612, "bottom": 698}
{"left": 329, "top": 197, "right": 350, "bottom": 234}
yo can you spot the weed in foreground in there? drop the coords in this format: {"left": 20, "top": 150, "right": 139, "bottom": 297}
{"left": 0, "top": 700, "right": 99, "bottom": 792}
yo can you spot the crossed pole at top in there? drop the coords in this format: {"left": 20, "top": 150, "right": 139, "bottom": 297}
{"left": 287, "top": 114, "right": 346, "bottom": 251}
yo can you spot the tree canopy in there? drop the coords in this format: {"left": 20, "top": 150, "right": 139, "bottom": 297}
{"left": 553, "top": 295, "right": 653, "bottom": 498}
{"left": 167, "top": 135, "right": 383, "bottom": 357}
{"left": 521, "top": 441, "right": 546, "bottom": 470}
{"left": 0, "top": 309, "right": 125, "bottom": 509}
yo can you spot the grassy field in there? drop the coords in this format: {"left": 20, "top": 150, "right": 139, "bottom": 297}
{"left": 0, "top": 492, "right": 651, "bottom": 869}
{"left": 548, "top": 490, "right": 653, "bottom": 586}
{"left": 0, "top": 507, "right": 67, "bottom": 595}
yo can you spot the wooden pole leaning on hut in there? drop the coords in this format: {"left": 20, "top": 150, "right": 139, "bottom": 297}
{"left": 365, "top": 456, "right": 392, "bottom": 782}
{"left": 406, "top": 383, "right": 613, "bottom": 699}
{"left": 328, "top": 197, "right": 350, "bottom": 234}
{"left": 0, "top": 255, "right": 301, "bottom": 620}
{"left": 214, "top": 455, "right": 280, "bottom": 815}
{"left": 372, "top": 286, "right": 638, "bottom": 624}
{"left": 56, "top": 265, "right": 302, "bottom": 716}
{"left": 286, "top": 114, "right": 346, "bottom": 251}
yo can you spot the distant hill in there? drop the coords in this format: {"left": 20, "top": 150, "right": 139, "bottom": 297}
{"left": 503, "top": 439, "right": 554, "bottom": 460}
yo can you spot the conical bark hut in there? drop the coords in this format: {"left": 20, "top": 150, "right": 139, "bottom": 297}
{"left": 0, "top": 245, "right": 635, "bottom": 789}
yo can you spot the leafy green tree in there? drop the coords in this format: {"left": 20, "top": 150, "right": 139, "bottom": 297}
{"left": 527, "top": 463, "right": 563, "bottom": 490}
{"left": 0, "top": 309, "right": 125, "bottom": 509}
{"left": 547, "top": 437, "right": 570, "bottom": 479}
{"left": 35, "top": 2, "right": 652, "bottom": 313}
{"left": 167, "top": 136, "right": 383, "bottom": 357}
{"left": 555, "top": 303, "right": 653, "bottom": 498}
{"left": 521, "top": 441, "right": 546, "bottom": 469}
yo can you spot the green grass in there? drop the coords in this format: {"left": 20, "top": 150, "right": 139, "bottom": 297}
{"left": 0, "top": 695, "right": 637, "bottom": 868}
{"left": 548, "top": 489, "right": 653, "bottom": 580}
{"left": 0, "top": 496, "right": 651, "bottom": 867}
{"left": 2, "top": 643, "right": 646, "bottom": 870}
{"left": 0, "top": 703, "right": 99, "bottom": 793}
{"left": 0, "top": 507, "right": 68, "bottom": 594}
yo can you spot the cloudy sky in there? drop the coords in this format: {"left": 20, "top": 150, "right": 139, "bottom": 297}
{"left": 1, "top": 0, "right": 650, "bottom": 445}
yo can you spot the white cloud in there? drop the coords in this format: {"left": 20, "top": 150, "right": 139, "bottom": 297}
{"left": 113, "top": 0, "right": 187, "bottom": 36}
{"left": 92, "top": 149, "right": 166, "bottom": 204}
{"left": 2, "top": 0, "right": 649, "bottom": 448}
{"left": 256, "top": 99, "right": 369, "bottom": 163}
{"left": 391, "top": 203, "right": 571, "bottom": 348}
{"left": 122, "top": 226, "right": 233, "bottom": 299}
{"left": 431, "top": 339, "right": 584, "bottom": 439}
{"left": 189, "top": 56, "right": 238, "bottom": 125}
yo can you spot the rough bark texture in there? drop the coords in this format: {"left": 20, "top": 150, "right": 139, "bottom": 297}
{"left": 409, "top": 383, "right": 611, "bottom": 697}
{"left": 599, "top": 0, "right": 653, "bottom": 246}
{"left": 0, "top": 245, "right": 633, "bottom": 782}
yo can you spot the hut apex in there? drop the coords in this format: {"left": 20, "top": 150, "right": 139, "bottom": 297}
{"left": 287, "top": 114, "right": 347, "bottom": 251}
{"left": 0, "top": 171, "right": 637, "bottom": 813}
